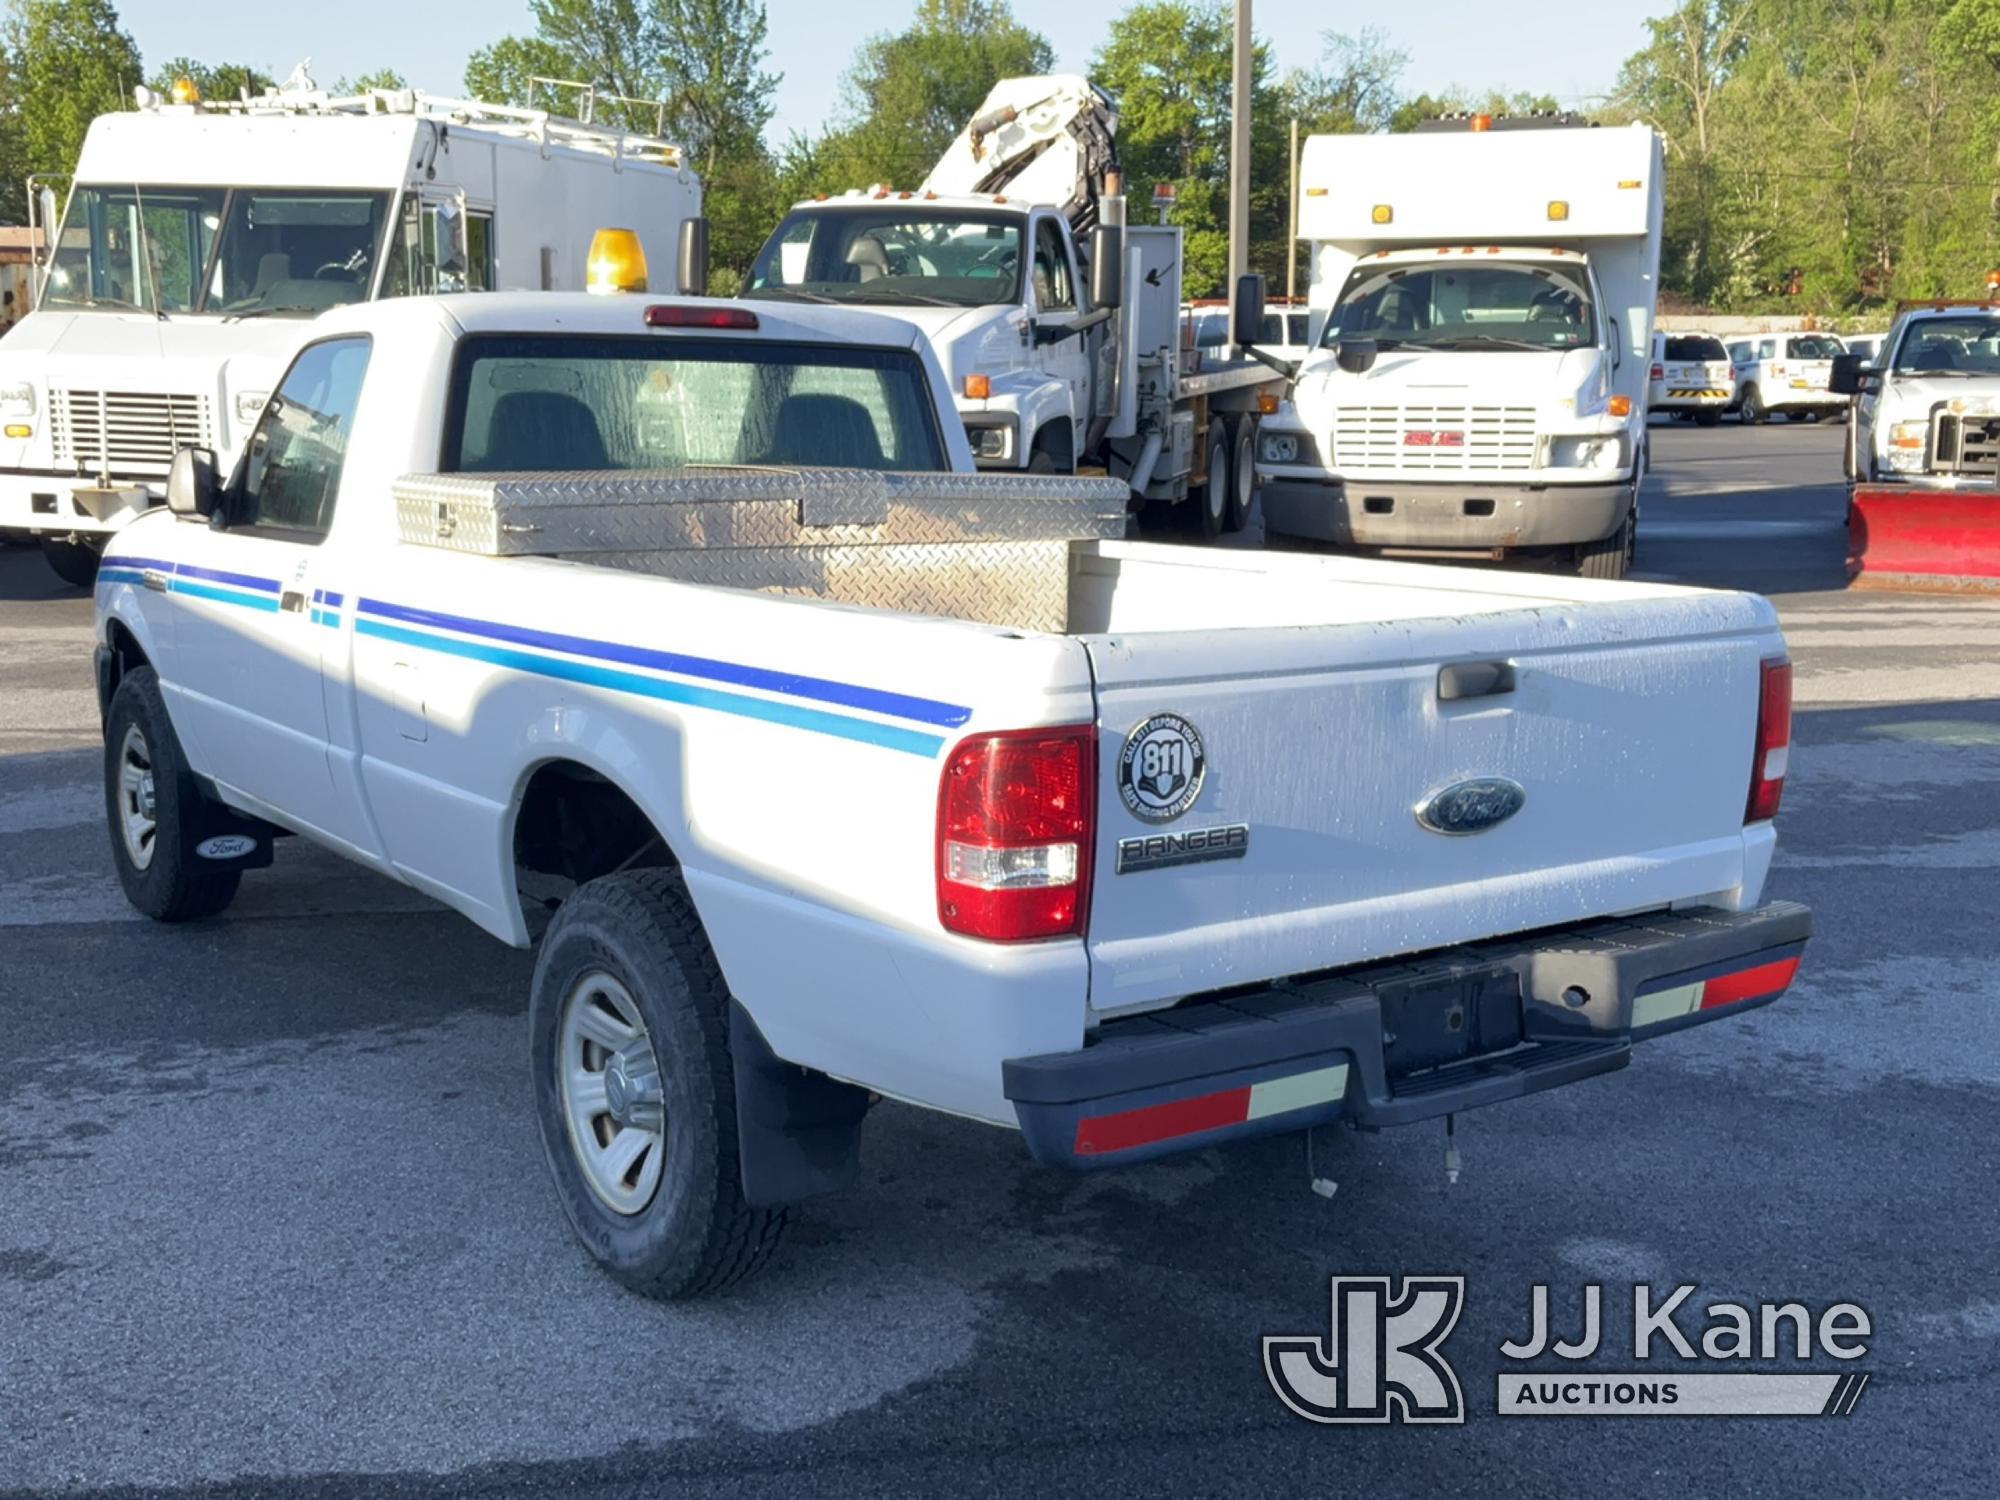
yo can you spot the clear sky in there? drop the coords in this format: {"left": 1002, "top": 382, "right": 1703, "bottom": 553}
{"left": 116, "top": 1, "right": 1654, "bottom": 143}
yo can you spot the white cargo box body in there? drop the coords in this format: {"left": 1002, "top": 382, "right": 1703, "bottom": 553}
{"left": 1298, "top": 124, "right": 1664, "bottom": 397}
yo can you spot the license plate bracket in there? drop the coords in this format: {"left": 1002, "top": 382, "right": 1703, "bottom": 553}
{"left": 1373, "top": 963, "right": 1523, "bottom": 1078}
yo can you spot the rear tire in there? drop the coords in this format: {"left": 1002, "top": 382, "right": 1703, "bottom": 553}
{"left": 44, "top": 536, "right": 103, "bottom": 588}
{"left": 1574, "top": 508, "right": 1634, "bottom": 580}
{"left": 1027, "top": 447, "right": 1058, "bottom": 475}
{"left": 103, "top": 667, "right": 242, "bottom": 922}
{"left": 1740, "top": 385, "right": 1767, "bottom": 425}
{"left": 1226, "top": 416, "right": 1256, "bottom": 532}
{"left": 1198, "top": 423, "right": 1230, "bottom": 539}
{"left": 530, "top": 868, "right": 788, "bottom": 1300}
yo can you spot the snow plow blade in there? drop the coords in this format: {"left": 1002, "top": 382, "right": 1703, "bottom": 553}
{"left": 1848, "top": 485, "right": 2000, "bottom": 593}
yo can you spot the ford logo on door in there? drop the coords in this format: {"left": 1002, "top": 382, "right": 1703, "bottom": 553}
{"left": 1416, "top": 777, "right": 1526, "bottom": 836}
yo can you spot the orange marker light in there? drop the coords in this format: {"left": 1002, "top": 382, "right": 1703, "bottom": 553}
{"left": 1607, "top": 395, "right": 1632, "bottom": 417}
{"left": 1470, "top": 113, "right": 1493, "bottom": 132}
{"left": 964, "top": 374, "right": 991, "bottom": 399}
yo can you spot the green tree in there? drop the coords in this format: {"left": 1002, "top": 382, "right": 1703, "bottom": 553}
{"left": 335, "top": 68, "right": 409, "bottom": 94}
{"left": 824, "top": 0, "right": 1054, "bottom": 187}
{"left": 2, "top": 0, "right": 142, "bottom": 208}
{"left": 148, "top": 58, "right": 275, "bottom": 103}
{"left": 463, "top": 0, "right": 781, "bottom": 286}
{"left": 1095, "top": 0, "right": 1276, "bottom": 295}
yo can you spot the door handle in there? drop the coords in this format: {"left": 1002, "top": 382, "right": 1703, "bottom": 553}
{"left": 142, "top": 569, "right": 167, "bottom": 593}
{"left": 280, "top": 589, "right": 307, "bottom": 614}
{"left": 1438, "top": 660, "right": 1516, "bottom": 701}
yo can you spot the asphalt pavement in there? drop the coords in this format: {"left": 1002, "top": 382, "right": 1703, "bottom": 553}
{"left": 2, "top": 419, "right": 1997, "bottom": 1497}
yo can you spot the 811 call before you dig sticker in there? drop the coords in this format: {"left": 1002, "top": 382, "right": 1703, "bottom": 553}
{"left": 1119, "top": 713, "right": 1207, "bottom": 823}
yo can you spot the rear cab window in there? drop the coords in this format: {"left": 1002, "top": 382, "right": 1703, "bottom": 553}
{"left": 1665, "top": 336, "right": 1727, "bottom": 362}
{"left": 442, "top": 335, "right": 948, "bottom": 472}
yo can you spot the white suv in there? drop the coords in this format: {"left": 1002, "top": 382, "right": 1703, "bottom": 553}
{"left": 1728, "top": 333, "right": 1848, "bottom": 424}
{"left": 1647, "top": 333, "right": 1734, "bottom": 425}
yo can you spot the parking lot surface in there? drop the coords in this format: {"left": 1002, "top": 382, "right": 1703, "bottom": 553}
{"left": 3, "top": 419, "right": 1997, "bottom": 1497}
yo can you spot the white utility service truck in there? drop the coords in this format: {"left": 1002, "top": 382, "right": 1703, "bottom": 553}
{"left": 1836, "top": 303, "right": 2000, "bottom": 482}
{"left": 742, "top": 74, "right": 1286, "bottom": 536}
{"left": 95, "top": 288, "right": 1809, "bottom": 1298}
{"left": 0, "top": 76, "right": 700, "bottom": 585}
{"left": 1252, "top": 116, "right": 1664, "bottom": 577}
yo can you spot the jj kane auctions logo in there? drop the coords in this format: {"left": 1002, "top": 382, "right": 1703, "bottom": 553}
{"left": 1266, "top": 1278, "right": 1873, "bottom": 1423}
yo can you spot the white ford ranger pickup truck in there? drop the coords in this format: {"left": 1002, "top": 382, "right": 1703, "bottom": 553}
{"left": 93, "top": 291, "right": 1811, "bottom": 1298}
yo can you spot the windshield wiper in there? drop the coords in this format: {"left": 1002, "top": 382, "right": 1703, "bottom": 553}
{"left": 1416, "top": 334, "right": 1553, "bottom": 352}
{"left": 222, "top": 306, "right": 315, "bottom": 321}
{"left": 851, "top": 290, "right": 962, "bottom": 308}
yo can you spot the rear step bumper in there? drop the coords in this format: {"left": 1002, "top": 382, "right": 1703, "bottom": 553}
{"left": 1003, "top": 901, "right": 1811, "bottom": 1169}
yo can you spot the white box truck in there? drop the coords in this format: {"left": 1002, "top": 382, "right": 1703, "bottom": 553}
{"left": 1250, "top": 117, "right": 1664, "bottom": 578}
{"left": 0, "top": 78, "right": 701, "bottom": 586}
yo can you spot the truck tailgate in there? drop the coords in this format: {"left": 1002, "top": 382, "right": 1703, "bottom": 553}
{"left": 1082, "top": 592, "right": 1780, "bottom": 1013}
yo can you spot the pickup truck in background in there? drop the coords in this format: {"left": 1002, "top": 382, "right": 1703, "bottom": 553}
{"left": 1251, "top": 116, "right": 1664, "bottom": 579}
{"left": 95, "top": 289, "right": 1810, "bottom": 1299}
{"left": 1834, "top": 304, "right": 2000, "bottom": 482}
{"left": 1729, "top": 331, "right": 1848, "bottom": 424}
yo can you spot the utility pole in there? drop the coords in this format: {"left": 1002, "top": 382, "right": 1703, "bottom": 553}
{"left": 1228, "top": 0, "right": 1252, "bottom": 304}
{"left": 1287, "top": 116, "right": 1298, "bottom": 304}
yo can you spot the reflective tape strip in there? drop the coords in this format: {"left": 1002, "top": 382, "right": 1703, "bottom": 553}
{"left": 1631, "top": 982, "right": 1702, "bottom": 1028}
{"left": 1074, "top": 1063, "right": 1349, "bottom": 1156}
{"left": 1700, "top": 955, "right": 1801, "bottom": 1010}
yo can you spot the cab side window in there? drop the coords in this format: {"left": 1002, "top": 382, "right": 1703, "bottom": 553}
{"left": 236, "top": 336, "right": 372, "bottom": 537}
{"left": 1757, "top": 339, "right": 1777, "bottom": 359}
{"left": 1032, "top": 220, "right": 1075, "bottom": 313}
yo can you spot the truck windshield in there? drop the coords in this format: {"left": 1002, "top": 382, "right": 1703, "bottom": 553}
{"left": 743, "top": 209, "right": 1022, "bottom": 308}
{"left": 1788, "top": 336, "right": 1843, "bottom": 359}
{"left": 1324, "top": 261, "right": 1598, "bottom": 352}
{"left": 443, "top": 335, "right": 948, "bottom": 473}
{"left": 41, "top": 185, "right": 392, "bottom": 316}
{"left": 1890, "top": 317, "right": 2000, "bottom": 376}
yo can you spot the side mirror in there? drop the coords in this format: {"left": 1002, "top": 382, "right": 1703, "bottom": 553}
{"left": 1089, "top": 224, "right": 1122, "bottom": 309}
{"left": 435, "top": 200, "right": 467, "bottom": 276}
{"left": 166, "top": 447, "right": 220, "bottom": 520}
{"left": 1335, "top": 338, "right": 1379, "bottom": 375}
{"left": 678, "top": 217, "right": 711, "bottom": 297}
{"left": 1231, "top": 272, "right": 1265, "bottom": 347}
{"left": 1828, "top": 353, "right": 1865, "bottom": 396}
{"left": 37, "top": 186, "right": 58, "bottom": 248}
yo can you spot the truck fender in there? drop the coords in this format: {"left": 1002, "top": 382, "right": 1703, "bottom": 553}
{"left": 731, "top": 1000, "right": 871, "bottom": 1207}
{"left": 986, "top": 372, "right": 1077, "bottom": 468}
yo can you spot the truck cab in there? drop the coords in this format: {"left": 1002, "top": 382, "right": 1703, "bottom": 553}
{"left": 1253, "top": 118, "right": 1663, "bottom": 578}
{"left": 0, "top": 79, "right": 700, "bottom": 586}
{"left": 742, "top": 194, "right": 1094, "bottom": 472}
{"left": 1836, "top": 305, "right": 2000, "bottom": 483}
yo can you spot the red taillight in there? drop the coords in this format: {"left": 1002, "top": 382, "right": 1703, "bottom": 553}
{"left": 1746, "top": 656, "right": 1792, "bottom": 823}
{"left": 1650, "top": 363, "right": 1664, "bottom": 381}
{"left": 937, "top": 726, "right": 1095, "bottom": 941}
{"left": 644, "top": 304, "right": 760, "bottom": 330}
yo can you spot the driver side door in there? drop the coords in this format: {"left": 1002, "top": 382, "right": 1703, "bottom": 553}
{"left": 1028, "top": 215, "right": 1087, "bottom": 467}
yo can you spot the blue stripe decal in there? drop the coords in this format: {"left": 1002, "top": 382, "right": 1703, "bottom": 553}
{"left": 97, "top": 567, "right": 147, "bottom": 587}
{"left": 169, "top": 578, "right": 281, "bottom": 613}
{"left": 357, "top": 617, "right": 945, "bottom": 758}
{"left": 320, "top": 590, "right": 345, "bottom": 606}
{"left": 355, "top": 597, "right": 970, "bottom": 729}
{"left": 174, "top": 562, "right": 281, "bottom": 594}
{"left": 310, "top": 609, "right": 341, "bottom": 628}
{"left": 102, "top": 554, "right": 178, "bottom": 574}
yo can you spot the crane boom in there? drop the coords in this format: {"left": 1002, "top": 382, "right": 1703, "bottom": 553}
{"left": 920, "top": 74, "right": 1120, "bottom": 231}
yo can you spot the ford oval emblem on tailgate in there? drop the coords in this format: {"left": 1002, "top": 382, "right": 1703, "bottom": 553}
{"left": 1416, "top": 777, "right": 1526, "bottom": 836}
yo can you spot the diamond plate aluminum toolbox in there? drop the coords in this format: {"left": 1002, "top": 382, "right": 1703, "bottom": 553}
{"left": 393, "top": 467, "right": 1132, "bottom": 630}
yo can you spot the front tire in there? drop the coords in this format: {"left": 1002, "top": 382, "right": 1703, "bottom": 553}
{"left": 1740, "top": 385, "right": 1767, "bottom": 425}
{"left": 530, "top": 869, "right": 787, "bottom": 1300}
{"left": 103, "top": 667, "right": 242, "bottom": 921}
{"left": 1574, "top": 508, "right": 1634, "bottom": 580}
{"left": 44, "top": 536, "right": 103, "bottom": 588}
{"left": 1227, "top": 416, "right": 1256, "bottom": 532}
{"left": 1198, "top": 423, "right": 1230, "bottom": 539}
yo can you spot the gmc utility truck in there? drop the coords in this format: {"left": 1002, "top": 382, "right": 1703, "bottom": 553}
{"left": 743, "top": 74, "right": 1285, "bottom": 537}
{"left": 0, "top": 75, "right": 699, "bottom": 586}
{"left": 1253, "top": 117, "right": 1664, "bottom": 577}
{"left": 96, "top": 289, "right": 1808, "bottom": 1298}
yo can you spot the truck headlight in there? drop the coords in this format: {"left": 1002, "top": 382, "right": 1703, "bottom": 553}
{"left": 1551, "top": 434, "right": 1622, "bottom": 470}
{"left": 1886, "top": 420, "right": 1928, "bottom": 471}
{"left": 1260, "top": 432, "right": 1298, "bottom": 464}
{"left": 234, "top": 390, "right": 270, "bottom": 426}
{"left": 966, "top": 422, "right": 1014, "bottom": 462}
{"left": 0, "top": 381, "right": 36, "bottom": 417}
